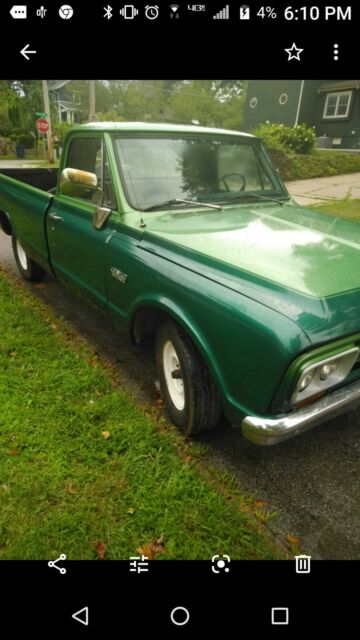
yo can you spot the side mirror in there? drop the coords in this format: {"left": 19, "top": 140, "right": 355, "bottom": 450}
{"left": 60, "top": 168, "right": 98, "bottom": 198}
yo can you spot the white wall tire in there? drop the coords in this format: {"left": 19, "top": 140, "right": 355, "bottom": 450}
{"left": 162, "top": 339, "right": 185, "bottom": 411}
{"left": 12, "top": 234, "right": 46, "bottom": 282}
{"left": 16, "top": 239, "right": 28, "bottom": 271}
{"left": 155, "top": 320, "right": 222, "bottom": 435}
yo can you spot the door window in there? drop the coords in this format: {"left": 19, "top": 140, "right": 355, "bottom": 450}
{"left": 65, "top": 137, "right": 117, "bottom": 208}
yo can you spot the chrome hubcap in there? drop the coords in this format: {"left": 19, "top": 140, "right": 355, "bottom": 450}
{"left": 163, "top": 340, "right": 184, "bottom": 411}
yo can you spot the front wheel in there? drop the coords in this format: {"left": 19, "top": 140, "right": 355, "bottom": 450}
{"left": 155, "top": 320, "right": 222, "bottom": 435}
{"left": 12, "top": 235, "right": 46, "bottom": 282}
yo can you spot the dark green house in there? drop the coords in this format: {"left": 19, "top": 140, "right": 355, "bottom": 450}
{"left": 243, "top": 80, "right": 360, "bottom": 150}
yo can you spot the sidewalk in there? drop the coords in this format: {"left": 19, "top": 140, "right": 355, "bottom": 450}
{"left": 285, "top": 172, "right": 360, "bottom": 206}
{"left": 0, "top": 159, "right": 49, "bottom": 168}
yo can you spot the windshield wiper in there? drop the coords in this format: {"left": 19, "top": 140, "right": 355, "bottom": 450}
{"left": 143, "top": 198, "right": 222, "bottom": 212}
{"left": 220, "top": 193, "right": 291, "bottom": 207}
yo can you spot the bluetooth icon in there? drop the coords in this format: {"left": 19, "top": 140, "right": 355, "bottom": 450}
{"left": 103, "top": 4, "right": 113, "bottom": 19}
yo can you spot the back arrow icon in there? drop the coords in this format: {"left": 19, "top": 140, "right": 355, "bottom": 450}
{"left": 21, "top": 44, "right": 37, "bottom": 60}
{"left": 72, "top": 606, "right": 89, "bottom": 626}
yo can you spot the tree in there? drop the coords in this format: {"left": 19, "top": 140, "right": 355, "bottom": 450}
{"left": 169, "top": 80, "right": 247, "bottom": 130}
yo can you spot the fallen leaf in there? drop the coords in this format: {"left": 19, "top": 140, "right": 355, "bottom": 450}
{"left": 127, "top": 507, "right": 135, "bottom": 514}
{"left": 50, "top": 324, "right": 58, "bottom": 331}
{"left": 95, "top": 541, "right": 107, "bottom": 559}
{"left": 154, "top": 423, "right": 168, "bottom": 433}
{"left": 183, "top": 456, "right": 193, "bottom": 463}
{"left": 101, "top": 431, "right": 110, "bottom": 440}
{"left": 35, "top": 283, "right": 47, "bottom": 289}
{"left": 137, "top": 536, "right": 166, "bottom": 560}
{"left": 255, "top": 500, "right": 267, "bottom": 508}
{"left": 9, "top": 449, "right": 18, "bottom": 456}
{"left": 156, "top": 398, "right": 164, "bottom": 407}
{"left": 66, "top": 481, "right": 76, "bottom": 494}
{"left": 287, "top": 533, "right": 300, "bottom": 546}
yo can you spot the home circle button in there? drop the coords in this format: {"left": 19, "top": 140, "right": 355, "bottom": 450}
{"left": 170, "top": 606, "right": 190, "bottom": 626}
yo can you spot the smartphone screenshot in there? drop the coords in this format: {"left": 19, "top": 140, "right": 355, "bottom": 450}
{"left": 0, "top": 1, "right": 359, "bottom": 633}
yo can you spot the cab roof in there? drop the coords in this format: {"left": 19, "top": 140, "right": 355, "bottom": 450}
{"left": 70, "top": 121, "right": 255, "bottom": 138}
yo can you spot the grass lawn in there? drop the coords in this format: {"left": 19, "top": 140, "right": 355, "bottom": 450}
{"left": 0, "top": 268, "right": 287, "bottom": 560}
{"left": 310, "top": 198, "right": 360, "bottom": 222}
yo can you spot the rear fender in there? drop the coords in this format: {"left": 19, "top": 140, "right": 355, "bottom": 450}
{"left": 0, "top": 210, "right": 12, "bottom": 236}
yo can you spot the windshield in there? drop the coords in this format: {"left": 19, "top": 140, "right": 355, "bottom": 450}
{"left": 113, "top": 136, "right": 287, "bottom": 211}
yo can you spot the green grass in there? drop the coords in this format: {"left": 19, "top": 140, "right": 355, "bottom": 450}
{"left": 1, "top": 152, "right": 44, "bottom": 161}
{"left": 0, "top": 269, "right": 286, "bottom": 560}
{"left": 310, "top": 198, "right": 360, "bottom": 222}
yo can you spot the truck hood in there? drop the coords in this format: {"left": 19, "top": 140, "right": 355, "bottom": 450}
{"left": 140, "top": 201, "right": 360, "bottom": 343}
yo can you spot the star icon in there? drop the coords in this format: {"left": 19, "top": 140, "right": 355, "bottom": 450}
{"left": 285, "top": 42, "right": 304, "bottom": 61}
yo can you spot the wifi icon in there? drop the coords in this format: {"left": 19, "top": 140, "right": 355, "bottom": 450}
{"left": 170, "top": 4, "right": 180, "bottom": 18}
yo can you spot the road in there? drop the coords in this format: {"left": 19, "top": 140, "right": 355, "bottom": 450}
{"left": 1, "top": 232, "right": 360, "bottom": 560}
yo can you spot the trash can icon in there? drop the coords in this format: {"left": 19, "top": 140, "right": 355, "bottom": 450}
{"left": 295, "top": 555, "right": 311, "bottom": 573}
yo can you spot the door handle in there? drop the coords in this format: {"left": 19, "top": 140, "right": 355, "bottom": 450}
{"left": 49, "top": 213, "right": 64, "bottom": 222}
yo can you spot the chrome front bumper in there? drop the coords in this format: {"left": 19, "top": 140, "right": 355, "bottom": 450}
{"left": 241, "top": 378, "right": 360, "bottom": 445}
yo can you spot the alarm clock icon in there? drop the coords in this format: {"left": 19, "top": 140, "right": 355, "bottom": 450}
{"left": 145, "top": 5, "right": 159, "bottom": 20}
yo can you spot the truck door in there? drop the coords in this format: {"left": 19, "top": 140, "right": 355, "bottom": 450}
{"left": 47, "top": 135, "right": 117, "bottom": 308}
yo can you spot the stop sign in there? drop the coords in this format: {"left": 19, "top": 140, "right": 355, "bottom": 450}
{"left": 36, "top": 118, "right": 49, "bottom": 133}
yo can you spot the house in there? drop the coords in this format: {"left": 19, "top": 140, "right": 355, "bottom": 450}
{"left": 243, "top": 80, "right": 360, "bottom": 150}
{"left": 48, "top": 81, "right": 81, "bottom": 124}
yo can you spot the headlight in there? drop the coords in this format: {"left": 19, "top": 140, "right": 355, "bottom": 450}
{"left": 292, "top": 347, "right": 359, "bottom": 405}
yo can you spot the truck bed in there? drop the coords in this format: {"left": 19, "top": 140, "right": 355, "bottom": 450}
{"left": 0, "top": 170, "right": 56, "bottom": 272}
{"left": 0, "top": 167, "right": 58, "bottom": 192}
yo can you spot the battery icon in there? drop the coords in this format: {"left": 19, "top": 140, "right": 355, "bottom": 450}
{"left": 239, "top": 5, "right": 250, "bottom": 20}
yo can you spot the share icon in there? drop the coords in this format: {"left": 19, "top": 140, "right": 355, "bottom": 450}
{"left": 48, "top": 553, "right": 67, "bottom": 574}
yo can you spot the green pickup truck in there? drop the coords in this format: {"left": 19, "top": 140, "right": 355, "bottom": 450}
{"left": 1, "top": 122, "right": 360, "bottom": 445}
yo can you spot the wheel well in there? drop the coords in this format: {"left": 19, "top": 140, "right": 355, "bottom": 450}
{"left": 0, "top": 211, "right": 12, "bottom": 236}
{"left": 132, "top": 307, "right": 168, "bottom": 344}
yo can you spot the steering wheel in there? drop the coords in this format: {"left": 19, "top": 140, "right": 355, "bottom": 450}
{"left": 218, "top": 173, "right": 246, "bottom": 192}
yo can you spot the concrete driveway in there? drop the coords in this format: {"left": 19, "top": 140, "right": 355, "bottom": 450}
{"left": 286, "top": 172, "right": 360, "bottom": 206}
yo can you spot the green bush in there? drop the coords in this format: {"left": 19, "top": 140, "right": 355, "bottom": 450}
{"left": 0, "top": 126, "right": 12, "bottom": 137}
{"left": 96, "top": 111, "right": 125, "bottom": 122}
{"left": 53, "top": 122, "right": 73, "bottom": 147}
{"left": 17, "top": 133, "right": 34, "bottom": 149}
{"left": 253, "top": 122, "right": 316, "bottom": 154}
{"left": 269, "top": 149, "right": 360, "bottom": 181}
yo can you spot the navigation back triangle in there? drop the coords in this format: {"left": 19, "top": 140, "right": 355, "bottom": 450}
{"left": 72, "top": 606, "right": 89, "bottom": 626}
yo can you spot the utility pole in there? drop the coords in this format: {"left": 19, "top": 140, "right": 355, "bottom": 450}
{"left": 42, "top": 80, "right": 54, "bottom": 163}
{"left": 89, "top": 81, "right": 96, "bottom": 120}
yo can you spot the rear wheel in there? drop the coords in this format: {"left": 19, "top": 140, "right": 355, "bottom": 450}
{"left": 155, "top": 320, "right": 222, "bottom": 435}
{"left": 12, "top": 235, "right": 46, "bottom": 282}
